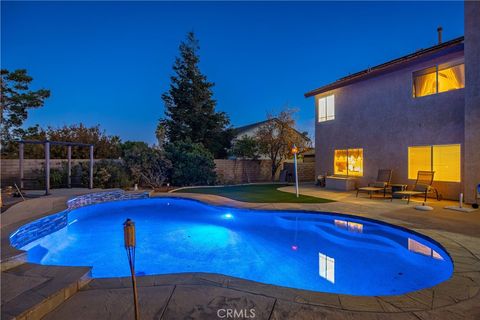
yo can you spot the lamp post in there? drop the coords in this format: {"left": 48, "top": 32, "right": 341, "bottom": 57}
{"left": 124, "top": 219, "right": 140, "bottom": 320}
{"left": 291, "top": 145, "right": 299, "bottom": 198}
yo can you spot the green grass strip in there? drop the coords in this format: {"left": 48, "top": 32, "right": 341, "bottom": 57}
{"left": 174, "top": 184, "right": 334, "bottom": 203}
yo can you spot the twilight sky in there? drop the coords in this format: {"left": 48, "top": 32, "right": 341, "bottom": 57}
{"left": 1, "top": 1, "right": 464, "bottom": 144}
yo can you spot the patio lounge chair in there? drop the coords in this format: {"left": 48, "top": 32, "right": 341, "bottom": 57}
{"left": 391, "top": 171, "right": 440, "bottom": 204}
{"left": 356, "top": 169, "right": 393, "bottom": 198}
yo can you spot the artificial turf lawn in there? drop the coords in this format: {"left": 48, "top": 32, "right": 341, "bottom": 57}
{"left": 174, "top": 184, "right": 334, "bottom": 203}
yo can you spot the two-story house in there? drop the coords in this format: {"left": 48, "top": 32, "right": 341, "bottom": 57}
{"left": 305, "top": 2, "right": 479, "bottom": 202}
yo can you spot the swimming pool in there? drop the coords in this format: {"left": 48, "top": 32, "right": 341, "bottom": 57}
{"left": 10, "top": 197, "right": 453, "bottom": 296}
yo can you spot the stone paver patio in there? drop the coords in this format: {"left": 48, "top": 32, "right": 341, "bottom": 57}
{"left": 1, "top": 186, "right": 479, "bottom": 319}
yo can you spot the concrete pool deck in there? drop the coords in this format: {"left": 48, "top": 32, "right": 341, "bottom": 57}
{"left": 1, "top": 187, "right": 479, "bottom": 319}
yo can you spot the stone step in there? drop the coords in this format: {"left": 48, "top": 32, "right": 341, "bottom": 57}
{"left": 1, "top": 263, "right": 91, "bottom": 320}
{"left": 0, "top": 249, "right": 27, "bottom": 272}
{"left": 42, "top": 275, "right": 276, "bottom": 320}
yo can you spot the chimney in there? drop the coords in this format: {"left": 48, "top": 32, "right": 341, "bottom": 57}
{"left": 437, "top": 26, "right": 443, "bottom": 44}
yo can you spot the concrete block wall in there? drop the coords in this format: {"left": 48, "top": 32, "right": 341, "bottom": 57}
{"left": 2, "top": 159, "right": 280, "bottom": 187}
{"left": 214, "top": 159, "right": 278, "bottom": 184}
{"left": 282, "top": 162, "right": 316, "bottom": 182}
{"left": 1, "top": 159, "right": 93, "bottom": 187}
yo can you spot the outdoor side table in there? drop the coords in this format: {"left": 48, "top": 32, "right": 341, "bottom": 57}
{"left": 391, "top": 184, "right": 408, "bottom": 199}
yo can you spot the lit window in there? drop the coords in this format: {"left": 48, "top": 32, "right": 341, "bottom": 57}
{"left": 334, "top": 150, "right": 348, "bottom": 175}
{"left": 319, "top": 253, "right": 335, "bottom": 283}
{"left": 438, "top": 63, "right": 465, "bottom": 93}
{"left": 413, "top": 60, "right": 465, "bottom": 98}
{"left": 408, "top": 146, "right": 431, "bottom": 179}
{"left": 318, "top": 94, "right": 335, "bottom": 122}
{"left": 433, "top": 145, "right": 461, "bottom": 182}
{"left": 408, "top": 144, "right": 461, "bottom": 182}
{"left": 334, "top": 148, "right": 363, "bottom": 176}
{"left": 413, "top": 67, "right": 437, "bottom": 97}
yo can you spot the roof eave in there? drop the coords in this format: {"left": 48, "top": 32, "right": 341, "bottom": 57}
{"left": 304, "top": 36, "right": 464, "bottom": 98}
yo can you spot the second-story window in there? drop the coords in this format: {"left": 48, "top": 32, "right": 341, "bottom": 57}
{"left": 413, "top": 59, "right": 465, "bottom": 98}
{"left": 318, "top": 94, "right": 335, "bottom": 122}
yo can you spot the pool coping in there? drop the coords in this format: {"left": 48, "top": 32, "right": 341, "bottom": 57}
{"left": 1, "top": 190, "right": 479, "bottom": 316}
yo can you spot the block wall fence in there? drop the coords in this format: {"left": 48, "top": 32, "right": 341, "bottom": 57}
{"left": 1, "top": 159, "right": 93, "bottom": 187}
{"left": 1, "top": 159, "right": 316, "bottom": 187}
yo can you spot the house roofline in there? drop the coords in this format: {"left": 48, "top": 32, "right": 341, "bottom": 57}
{"left": 234, "top": 118, "right": 310, "bottom": 142}
{"left": 234, "top": 119, "right": 273, "bottom": 135}
{"left": 304, "top": 36, "right": 464, "bottom": 98}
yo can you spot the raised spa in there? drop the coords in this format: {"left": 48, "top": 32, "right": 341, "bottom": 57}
{"left": 11, "top": 197, "right": 453, "bottom": 296}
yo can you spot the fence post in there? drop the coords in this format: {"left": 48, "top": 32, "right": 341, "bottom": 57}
{"left": 45, "top": 141, "right": 50, "bottom": 195}
{"left": 89, "top": 145, "right": 94, "bottom": 189}
{"left": 19, "top": 142, "right": 24, "bottom": 189}
{"left": 67, "top": 145, "right": 72, "bottom": 188}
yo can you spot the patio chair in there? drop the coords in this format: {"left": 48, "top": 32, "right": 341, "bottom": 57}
{"left": 356, "top": 169, "right": 393, "bottom": 198}
{"left": 391, "top": 171, "right": 440, "bottom": 204}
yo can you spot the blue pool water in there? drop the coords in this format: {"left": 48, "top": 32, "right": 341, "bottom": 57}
{"left": 12, "top": 198, "right": 453, "bottom": 296}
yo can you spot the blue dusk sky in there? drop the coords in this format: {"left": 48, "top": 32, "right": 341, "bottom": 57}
{"left": 1, "top": 1, "right": 464, "bottom": 144}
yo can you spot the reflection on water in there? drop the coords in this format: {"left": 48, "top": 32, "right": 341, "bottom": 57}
{"left": 319, "top": 252, "right": 335, "bottom": 283}
{"left": 334, "top": 219, "right": 363, "bottom": 233}
{"left": 408, "top": 238, "right": 444, "bottom": 260}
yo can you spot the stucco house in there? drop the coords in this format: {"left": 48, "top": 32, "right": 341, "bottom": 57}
{"left": 305, "top": 3, "right": 479, "bottom": 202}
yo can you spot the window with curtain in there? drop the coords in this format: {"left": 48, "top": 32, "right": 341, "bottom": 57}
{"left": 347, "top": 148, "right": 363, "bottom": 176}
{"left": 438, "top": 63, "right": 465, "bottom": 93}
{"left": 433, "top": 144, "right": 461, "bottom": 182}
{"left": 413, "top": 67, "right": 437, "bottom": 97}
{"left": 334, "top": 148, "right": 363, "bottom": 176}
{"left": 318, "top": 94, "right": 335, "bottom": 122}
{"left": 413, "top": 61, "right": 465, "bottom": 98}
{"left": 408, "top": 146, "right": 431, "bottom": 179}
{"left": 334, "top": 149, "right": 348, "bottom": 175}
{"left": 408, "top": 144, "right": 461, "bottom": 182}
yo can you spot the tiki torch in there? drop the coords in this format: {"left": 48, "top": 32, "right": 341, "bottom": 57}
{"left": 124, "top": 218, "right": 140, "bottom": 320}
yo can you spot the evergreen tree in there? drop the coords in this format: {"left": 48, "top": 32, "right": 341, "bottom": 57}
{"left": 160, "top": 32, "right": 231, "bottom": 158}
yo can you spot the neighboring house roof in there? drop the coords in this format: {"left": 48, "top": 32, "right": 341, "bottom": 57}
{"left": 234, "top": 119, "right": 273, "bottom": 136}
{"left": 304, "top": 36, "right": 464, "bottom": 97}
{"left": 233, "top": 118, "right": 311, "bottom": 142}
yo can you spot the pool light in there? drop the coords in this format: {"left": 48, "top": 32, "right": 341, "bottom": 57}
{"left": 222, "top": 213, "right": 234, "bottom": 220}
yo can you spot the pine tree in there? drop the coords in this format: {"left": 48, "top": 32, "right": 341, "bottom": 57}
{"left": 160, "top": 32, "right": 231, "bottom": 158}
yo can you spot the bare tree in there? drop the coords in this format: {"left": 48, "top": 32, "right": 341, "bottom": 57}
{"left": 255, "top": 109, "right": 310, "bottom": 181}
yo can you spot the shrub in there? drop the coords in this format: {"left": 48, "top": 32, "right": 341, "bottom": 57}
{"left": 165, "top": 140, "right": 216, "bottom": 186}
{"left": 121, "top": 141, "right": 172, "bottom": 188}
{"left": 50, "top": 164, "right": 68, "bottom": 187}
{"left": 80, "top": 160, "right": 133, "bottom": 189}
{"left": 32, "top": 162, "right": 69, "bottom": 188}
